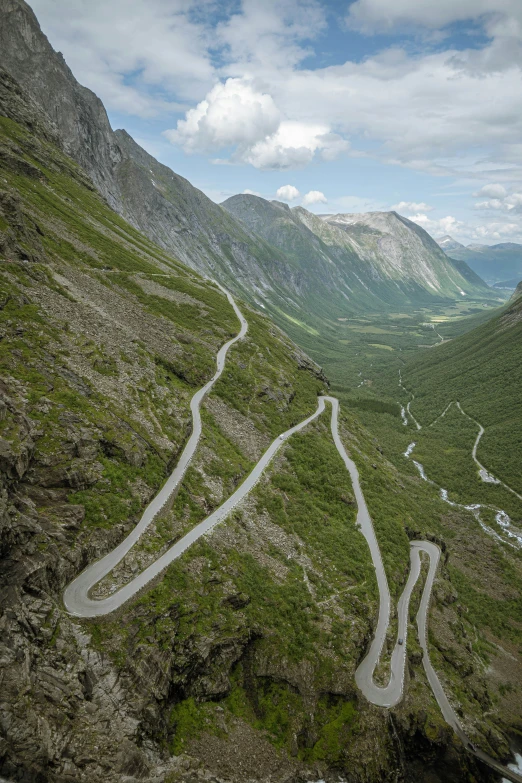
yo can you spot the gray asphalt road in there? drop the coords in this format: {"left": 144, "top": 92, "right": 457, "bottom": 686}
{"left": 61, "top": 292, "right": 522, "bottom": 783}
{"left": 63, "top": 284, "right": 248, "bottom": 616}
{"left": 65, "top": 399, "right": 326, "bottom": 616}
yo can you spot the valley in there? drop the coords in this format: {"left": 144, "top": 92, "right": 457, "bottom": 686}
{"left": 284, "top": 295, "right": 505, "bottom": 400}
{"left": 0, "top": 2, "right": 521, "bottom": 783}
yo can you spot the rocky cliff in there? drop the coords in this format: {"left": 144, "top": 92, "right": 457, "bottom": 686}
{"left": 0, "top": 0, "right": 303, "bottom": 302}
{"left": 0, "top": 68, "right": 508, "bottom": 783}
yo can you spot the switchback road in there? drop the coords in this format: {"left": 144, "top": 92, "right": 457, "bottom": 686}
{"left": 63, "top": 287, "right": 522, "bottom": 783}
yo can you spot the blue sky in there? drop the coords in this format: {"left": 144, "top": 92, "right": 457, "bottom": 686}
{"left": 30, "top": 0, "right": 522, "bottom": 243}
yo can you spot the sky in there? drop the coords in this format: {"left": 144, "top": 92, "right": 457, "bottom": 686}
{"left": 29, "top": 0, "right": 522, "bottom": 245}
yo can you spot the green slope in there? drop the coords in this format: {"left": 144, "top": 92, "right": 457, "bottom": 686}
{"left": 1, "top": 67, "right": 522, "bottom": 783}
{"left": 403, "top": 284, "right": 522, "bottom": 493}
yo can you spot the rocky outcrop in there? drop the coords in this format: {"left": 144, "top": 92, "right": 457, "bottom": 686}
{"left": 0, "top": 0, "right": 295, "bottom": 301}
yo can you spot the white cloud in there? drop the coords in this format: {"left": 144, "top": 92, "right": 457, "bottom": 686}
{"left": 471, "top": 221, "right": 522, "bottom": 241}
{"left": 216, "top": 0, "right": 327, "bottom": 71}
{"left": 474, "top": 184, "right": 508, "bottom": 199}
{"left": 475, "top": 199, "right": 505, "bottom": 211}
{"left": 276, "top": 185, "right": 300, "bottom": 201}
{"left": 243, "top": 188, "right": 261, "bottom": 196}
{"left": 164, "top": 78, "right": 280, "bottom": 154}
{"left": 27, "top": 0, "right": 522, "bottom": 240}
{"left": 346, "top": 0, "right": 522, "bottom": 35}
{"left": 263, "top": 48, "right": 522, "bottom": 176}
{"left": 409, "top": 211, "right": 522, "bottom": 244}
{"left": 302, "top": 190, "right": 327, "bottom": 206}
{"left": 508, "top": 193, "right": 522, "bottom": 211}
{"left": 474, "top": 188, "right": 522, "bottom": 212}
{"left": 391, "top": 201, "right": 434, "bottom": 213}
{"left": 30, "top": 0, "right": 215, "bottom": 115}
{"left": 243, "top": 121, "right": 348, "bottom": 170}
{"left": 408, "top": 213, "right": 464, "bottom": 237}
{"left": 166, "top": 79, "right": 348, "bottom": 169}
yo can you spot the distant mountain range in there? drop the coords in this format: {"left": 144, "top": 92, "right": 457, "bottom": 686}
{"left": 222, "top": 196, "right": 491, "bottom": 344}
{"left": 224, "top": 198, "right": 487, "bottom": 303}
{"left": 436, "top": 235, "right": 522, "bottom": 286}
{"left": 0, "top": 0, "right": 495, "bottom": 355}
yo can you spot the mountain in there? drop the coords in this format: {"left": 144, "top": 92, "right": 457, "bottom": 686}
{"left": 0, "top": 0, "right": 493, "bottom": 359}
{"left": 403, "top": 283, "right": 522, "bottom": 494}
{"left": 492, "top": 277, "right": 521, "bottom": 290}
{"left": 0, "top": 0, "right": 304, "bottom": 301}
{"left": 223, "top": 195, "right": 492, "bottom": 312}
{"left": 1, "top": 65, "right": 507, "bottom": 783}
{"left": 435, "top": 235, "right": 466, "bottom": 252}
{"left": 317, "top": 210, "right": 488, "bottom": 296}
{"left": 436, "top": 235, "right": 522, "bottom": 285}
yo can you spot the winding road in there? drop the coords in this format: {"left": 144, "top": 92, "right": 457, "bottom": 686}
{"left": 64, "top": 288, "right": 522, "bottom": 783}
{"left": 400, "top": 388, "right": 522, "bottom": 548}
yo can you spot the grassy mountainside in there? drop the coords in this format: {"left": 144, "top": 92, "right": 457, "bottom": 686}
{"left": 403, "top": 285, "right": 522, "bottom": 493}
{"left": 1, "top": 68, "right": 518, "bottom": 783}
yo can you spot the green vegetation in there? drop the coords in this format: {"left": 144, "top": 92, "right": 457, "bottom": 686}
{"left": 3, "top": 72, "right": 522, "bottom": 777}
{"left": 403, "top": 290, "right": 522, "bottom": 493}
{"left": 253, "top": 423, "right": 375, "bottom": 604}
{"left": 169, "top": 672, "right": 358, "bottom": 764}
{"left": 449, "top": 565, "right": 522, "bottom": 647}
{"left": 119, "top": 417, "right": 376, "bottom": 663}
{"left": 412, "top": 403, "right": 521, "bottom": 518}
{"left": 214, "top": 311, "right": 324, "bottom": 436}
{"left": 86, "top": 416, "right": 376, "bottom": 761}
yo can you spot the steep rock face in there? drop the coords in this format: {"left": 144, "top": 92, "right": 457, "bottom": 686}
{"left": 223, "top": 196, "right": 491, "bottom": 318}
{"left": 222, "top": 195, "right": 360, "bottom": 303}
{"left": 0, "top": 0, "right": 298, "bottom": 299}
{"left": 0, "top": 0, "right": 123, "bottom": 210}
{"left": 112, "top": 131, "right": 294, "bottom": 294}
{"left": 315, "top": 211, "right": 488, "bottom": 295}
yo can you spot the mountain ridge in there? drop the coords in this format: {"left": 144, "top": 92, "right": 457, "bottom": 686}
{"left": 1, "top": 0, "right": 493, "bottom": 349}
{"left": 224, "top": 195, "right": 491, "bottom": 305}
{"left": 436, "top": 235, "right": 522, "bottom": 285}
